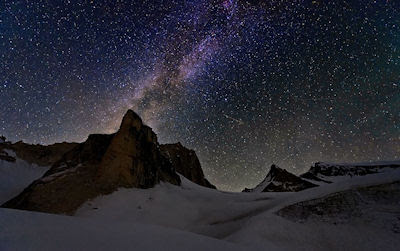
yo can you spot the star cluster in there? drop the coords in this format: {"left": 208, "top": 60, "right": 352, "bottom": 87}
{"left": 1, "top": 0, "right": 399, "bottom": 191}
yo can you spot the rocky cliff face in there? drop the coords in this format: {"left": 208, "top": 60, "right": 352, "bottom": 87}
{"left": 0, "top": 141, "right": 78, "bottom": 167}
{"left": 96, "top": 110, "right": 180, "bottom": 191}
{"left": 243, "top": 165, "right": 317, "bottom": 192}
{"left": 2, "top": 110, "right": 181, "bottom": 215}
{"left": 160, "top": 143, "right": 216, "bottom": 189}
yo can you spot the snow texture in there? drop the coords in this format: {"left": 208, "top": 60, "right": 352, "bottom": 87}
{"left": 0, "top": 150, "right": 48, "bottom": 204}
{"left": 0, "top": 208, "right": 249, "bottom": 251}
{"left": 1, "top": 163, "right": 400, "bottom": 250}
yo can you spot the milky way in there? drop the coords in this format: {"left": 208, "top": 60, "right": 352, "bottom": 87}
{"left": 1, "top": 0, "right": 399, "bottom": 191}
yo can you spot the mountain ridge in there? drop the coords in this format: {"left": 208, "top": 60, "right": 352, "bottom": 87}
{"left": 1, "top": 110, "right": 215, "bottom": 214}
{"left": 243, "top": 164, "right": 317, "bottom": 192}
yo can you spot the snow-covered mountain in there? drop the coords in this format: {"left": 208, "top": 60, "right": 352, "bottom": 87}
{"left": 243, "top": 161, "right": 400, "bottom": 194}
{"left": 242, "top": 164, "right": 317, "bottom": 192}
{"left": 303, "top": 161, "right": 400, "bottom": 179}
{"left": 1, "top": 110, "right": 400, "bottom": 250}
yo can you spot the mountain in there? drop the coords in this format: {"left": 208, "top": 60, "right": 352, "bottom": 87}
{"left": 95, "top": 110, "right": 180, "bottom": 190}
{"left": 2, "top": 112, "right": 400, "bottom": 249}
{"left": 302, "top": 161, "right": 400, "bottom": 180}
{"left": 2, "top": 110, "right": 217, "bottom": 214}
{"left": 160, "top": 143, "right": 216, "bottom": 189}
{"left": 243, "top": 164, "right": 318, "bottom": 192}
{"left": 245, "top": 161, "right": 400, "bottom": 193}
{"left": 2, "top": 132, "right": 400, "bottom": 250}
{"left": 0, "top": 141, "right": 77, "bottom": 167}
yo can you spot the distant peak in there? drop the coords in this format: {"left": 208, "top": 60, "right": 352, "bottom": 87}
{"left": 267, "top": 164, "right": 285, "bottom": 177}
{"left": 270, "top": 164, "right": 279, "bottom": 171}
{"left": 244, "top": 164, "right": 318, "bottom": 193}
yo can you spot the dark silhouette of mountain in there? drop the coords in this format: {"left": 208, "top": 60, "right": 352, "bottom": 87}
{"left": 243, "top": 164, "right": 317, "bottom": 192}
{"left": 2, "top": 110, "right": 215, "bottom": 214}
{"left": 302, "top": 161, "right": 400, "bottom": 178}
{"left": 161, "top": 143, "right": 216, "bottom": 189}
{"left": 0, "top": 141, "right": 77, "bottom": 167}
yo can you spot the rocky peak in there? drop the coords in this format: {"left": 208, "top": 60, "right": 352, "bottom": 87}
{"left": 256, "top": 164, "right": 293, "bottom": 187}
{"left": 243, "top": 164, "right": 317, "bottom": 193}
{"left": 265, "top": 164, "right": 281, "bottom": 180}
{"left": 2, "top": 110, "right": 180, "bottom": 214}
{"left": 160, "top": 143, "right": 216, "bottom": 189}
{"left": 120, "top": 109, "right": 143, "bottom": 130}
{"left": 96, "top": 110, "right": 179, "bottom": 190}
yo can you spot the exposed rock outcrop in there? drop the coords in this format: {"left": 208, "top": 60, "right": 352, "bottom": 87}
{"left": 0, "top": 149, "right": 16, "bottom": 162}
{"left": 243, "top": 164, "right": 317, "bottom": 192}
{"left": 96, "top": 110, "right": 180, "bottom": 191}
{"left": 0, "top": 141, "right": 78, "bottom": 167}
{"left": 2, "top": 110, "right": 181, "bottom": 215}
{"left": 160, "top": 143, "right": 216, "bottom": 189}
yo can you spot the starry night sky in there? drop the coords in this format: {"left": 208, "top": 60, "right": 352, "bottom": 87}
{"left": 1, "top": 0, "right": 399, "bottom": 191}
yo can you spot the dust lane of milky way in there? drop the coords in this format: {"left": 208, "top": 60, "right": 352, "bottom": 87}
{"left": 1, "top": 0, "right": 399, "bottom": 191}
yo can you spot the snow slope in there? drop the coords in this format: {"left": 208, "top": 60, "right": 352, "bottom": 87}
{"left": 0, "top": 208, "right": 250, "bottom": 251}
{"left": 76, "top": 169, "right": 400, "bottom": 250}
{"left": 0, "top": 150, "right": 48, "bottom": 204}
{"left": 76, "top": 176, "right": 277, "bottom": 239}
{"left": 1, "top": 164, "right": 400, "bottom": 250}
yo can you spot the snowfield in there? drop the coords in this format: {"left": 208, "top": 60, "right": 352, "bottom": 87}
{"left": 1, "top": 157, "right": 400, "bottom": 250}
{"left": 0, "top": 208, "right": 249, "bottom": 251}
{"left": 0, "top": 151, "right": 48, "bottom": 204}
